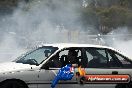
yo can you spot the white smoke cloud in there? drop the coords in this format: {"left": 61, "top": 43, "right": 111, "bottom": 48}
{"left": 113, "top": 40, "right": 132, "bottom": 58}
{"left": 10, "top": 0, "right": 84, "bottom": 43}
{"left": 0, "top": 33, "right": 25, "bottom": 62}
{"left": 107, "top": 27, "right": 132, "bottom": 59}
{"left": 0, "top": 0, "right": 87, "bottom": 62}
{"left": 0, "top": 0, "right": 132, "bottom": 62}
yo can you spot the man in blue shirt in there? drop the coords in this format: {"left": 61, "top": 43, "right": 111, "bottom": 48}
{"left": 51, "top": 64, "right": 75, "bottom": 88}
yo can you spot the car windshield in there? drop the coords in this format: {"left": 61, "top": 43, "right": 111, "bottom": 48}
{"left": 14, "top": 46, "right": 58, "bottom": 65}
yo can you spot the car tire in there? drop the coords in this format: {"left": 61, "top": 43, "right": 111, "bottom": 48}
{"left": 128, "top": 81, "right": 132, "bottom": 88}
{"left": 80, "top": 76, "right": 86, "bottom": 84}
{"left": 116, "top": 83, "right": 132, "bottom": 88}
{"left": 1, "top": 80, "right": 27, "bottom": 88}
{"left": 77, "top": 76, "right": 86, "bottom": 84}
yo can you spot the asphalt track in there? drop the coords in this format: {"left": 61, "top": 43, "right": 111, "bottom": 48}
{"left": 39, "top": 84, "right": 116, "bottom": 88}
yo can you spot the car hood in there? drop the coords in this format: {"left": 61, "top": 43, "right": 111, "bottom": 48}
{"left": 0, "top": 62, "right": 38, "bottom": 73}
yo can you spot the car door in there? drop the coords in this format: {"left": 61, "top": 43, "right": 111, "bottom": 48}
{"left": 106, "top": 49, "right": 132, "bottom": 76}
{"left": 38, "top": 47, "right": 83, "bottom": 88}
{"left": 82, "top": 47, "right": 132, "bottom": 84}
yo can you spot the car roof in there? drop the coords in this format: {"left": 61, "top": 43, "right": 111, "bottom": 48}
{"left": 38, "top": 43, "right": 117, "bottom": 50}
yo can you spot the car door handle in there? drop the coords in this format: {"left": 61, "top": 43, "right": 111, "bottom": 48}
{"left": 112, "top": 71, "right": 118, "bottom": 74}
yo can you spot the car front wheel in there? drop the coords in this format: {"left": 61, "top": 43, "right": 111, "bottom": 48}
{"left": 1, "top": 80, "right": 27, "bottom": 88}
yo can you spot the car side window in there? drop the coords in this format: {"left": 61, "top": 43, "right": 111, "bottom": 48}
{"left": 85, "top": 48, "right": 108, "bottom": 68}
{"left": 115, "top": 54, "right": 131, "bottom": 65}
{"left": 107, "top": 49, "right": 132, "bottom": 68}
{"left": 112, "top": 51, "right": 132, "bottom": 68}
{"left": 47, "top": 48, "right": 82, "bottom": 68}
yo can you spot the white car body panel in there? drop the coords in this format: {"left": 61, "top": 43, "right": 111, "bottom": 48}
{"left": 0, "top": 62, "right": 39, "bottom": 88}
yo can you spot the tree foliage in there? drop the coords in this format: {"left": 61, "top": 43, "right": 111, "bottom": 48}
{"left": 82, "top": 0, "right": 132, "bottom": 34}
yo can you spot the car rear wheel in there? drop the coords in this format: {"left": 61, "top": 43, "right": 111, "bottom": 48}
{"left": 1, "top": 80, "right": 27, "bottom": 88}
{"left": 116, "top": 82, "right": 132, "bottom": 88}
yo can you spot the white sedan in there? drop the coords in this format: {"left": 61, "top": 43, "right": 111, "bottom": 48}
{"left": 0, "top": 43, "right": 132, "bottom": 88}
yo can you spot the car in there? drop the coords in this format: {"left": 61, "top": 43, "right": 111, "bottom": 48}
{"left": 0, "top": 43, "right": 132, "bottom": 88}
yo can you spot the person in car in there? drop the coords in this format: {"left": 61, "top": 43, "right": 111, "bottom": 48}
{"left": 67, "top": 49, "right": 78, "bottom": 64}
